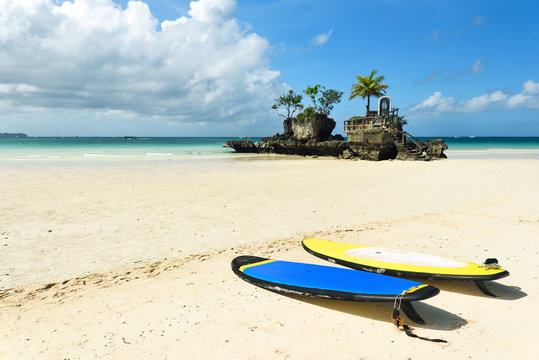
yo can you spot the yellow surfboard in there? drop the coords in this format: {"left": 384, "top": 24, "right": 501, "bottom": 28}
{"left": 302, "top": 238, "right": 509, "bottom": 296}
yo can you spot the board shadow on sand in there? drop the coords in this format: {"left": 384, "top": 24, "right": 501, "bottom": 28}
{"left": 417, "top": 279, "right": 527, "bottom": 300}
{"left": 285, "top": 294, "right": 467, "bottom": 331}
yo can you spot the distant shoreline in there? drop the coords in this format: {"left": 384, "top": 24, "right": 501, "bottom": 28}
{"left": 0, "top": 132, "right": 27, "bottom": 138}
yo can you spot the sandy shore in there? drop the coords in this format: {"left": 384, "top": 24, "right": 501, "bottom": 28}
{"left": 0, "top": 157, "right": 537, "bottom": 359}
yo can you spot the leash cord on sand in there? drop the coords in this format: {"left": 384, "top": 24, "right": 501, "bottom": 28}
{"left": 391, "top": 291, "right": 449, "bottom": 346}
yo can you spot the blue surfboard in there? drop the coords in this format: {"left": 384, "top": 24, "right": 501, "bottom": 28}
{"left": 232, "top": 256, "right": 440, "bottom": 324}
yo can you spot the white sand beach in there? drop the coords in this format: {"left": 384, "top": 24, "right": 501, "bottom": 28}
{"left": 0, "top": 157, "right": 538, "bottom": 359}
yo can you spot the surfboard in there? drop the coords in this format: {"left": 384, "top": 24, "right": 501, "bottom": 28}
{"left": 302, "top": 238, "right": 510, "bottom": 296}
{"left": 232, "top": 255, "right": 440, "bottom": 324}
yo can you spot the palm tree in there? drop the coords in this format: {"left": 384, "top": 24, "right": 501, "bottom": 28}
{"left": 349, "top": 70, "right": 388, "bottom": 115}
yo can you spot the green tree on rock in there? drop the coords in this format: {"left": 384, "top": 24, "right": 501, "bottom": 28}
{"left": 319, "top": 88, "right": 344, "bottom": 116}
{"left": 272, "top": 89, "right": 304, "bottom": 118}
{"left": 301, "top": 84, "right": 343, "bottom": 117}
{"left": 349, "top": 70, "right": 388, "bottom": 115}
{"left": 303, "top": 85, "right": 322, "bottom": 110}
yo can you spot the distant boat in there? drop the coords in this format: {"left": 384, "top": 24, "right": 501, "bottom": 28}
{"left": 469, "top": 136, "right": 476, "bottom": 139}
{"left": 123, "top": 136, "right": 137, "bottom": 140}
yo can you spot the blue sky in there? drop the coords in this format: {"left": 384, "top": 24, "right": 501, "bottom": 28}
{"left": 0, "top": 0, "right": 538, "bottom": 137}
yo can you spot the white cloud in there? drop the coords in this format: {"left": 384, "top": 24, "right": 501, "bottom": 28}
{"left": 460, "top": 90, "right": 507, "bottom": 112}
{"left": 310, "top": 30, "right": 333, "bottom": 46}
{"left": 523, "top": 79, "right": 539, "bottom": 95}
{"left": 410, "top": 92, "right": 455, "bottom": 113}
{"left": 470, "top": 58, "right": 485, "bottom": 74}
{"left": 410, "top": 80, "right": 539, "bottom": 117}
{"left": 0, "top": 0, "right": 284, "bottom": 126}
{"left": 507, "top": 93, "right": 531, "bottom": 108}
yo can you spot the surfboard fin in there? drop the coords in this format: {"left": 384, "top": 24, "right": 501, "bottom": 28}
{"left": 473, "top": 280, "right": 497, "bottom": 297}
{"left": 400, "top": 301, "right": 425, "bottom": 325}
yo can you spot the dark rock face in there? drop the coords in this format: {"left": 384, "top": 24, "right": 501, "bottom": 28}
{"left": 224, "top": 140, "right": 260, "bottom": 153}
{"left": 282, "top": 118, "right": 293, "bottom": 137}
{"left": 349, "top": 142, "right": 398, "bottom": 161}
{"left": 259, "top": 138, "right": 350, "bottom": 157}
{"left": 424, "top": 139, "right": 448, "bottom": 159}
{"left": 223, "top": 138, "right": 396, "bottom": 160}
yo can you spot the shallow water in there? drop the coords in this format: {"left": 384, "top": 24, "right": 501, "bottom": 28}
{"left": 0, "top": 136, "right": 538, "bottom": 163}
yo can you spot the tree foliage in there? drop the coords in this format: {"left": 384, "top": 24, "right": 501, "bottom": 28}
{"left": 397, "top": 116, "right": 408, "bottom": 126}
{"left": 303, "top": 85, "right": 322, "bottom": 109}
{"left": 273, "top": 85, "right": 343, "bottom": 120}
{"left": 349, "top": 69, "right": 388, "bottom": 114}
{"left": 385, "top": 115, "right": 408, "bottom": 130}
{"left": 319, "top": 88, "right": 344, "bottom": 115}
{"left": 272, "top": 89, "right": 303, "bottom": 118}
{"left": 302, "top": 84, "right": 343, "bottom": 116}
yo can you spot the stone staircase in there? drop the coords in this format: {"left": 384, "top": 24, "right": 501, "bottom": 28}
{"left": 392, "top": 133, "right": 428, "bottom": 161}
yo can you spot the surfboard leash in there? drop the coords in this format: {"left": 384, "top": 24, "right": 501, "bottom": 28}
{"left": 391, "top": 292, "right": 448, "bottom": 345}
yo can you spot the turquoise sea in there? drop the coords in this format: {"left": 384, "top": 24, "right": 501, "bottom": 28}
{"left": 426, "top": 136, "right": 539, "bottom": 159}
{"left": 0, "top": 136, "right": 538, "bottom": 163}
{"left": 0, "top": 137, "right": 241, "bottom": 163}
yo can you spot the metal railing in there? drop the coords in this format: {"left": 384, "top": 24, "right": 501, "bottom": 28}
{"left": 396, "top": 129, "right": 426, "bottom": 153}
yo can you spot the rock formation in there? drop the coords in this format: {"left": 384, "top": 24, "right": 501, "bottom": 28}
{"left": 224, "top": 115, "right": 446, "bottom": 161}
{"left": 290, "top": 113, "right": 336, "bottom": 141}
{"left": 424, "top": 139, "right": 448, "bottom": 159}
